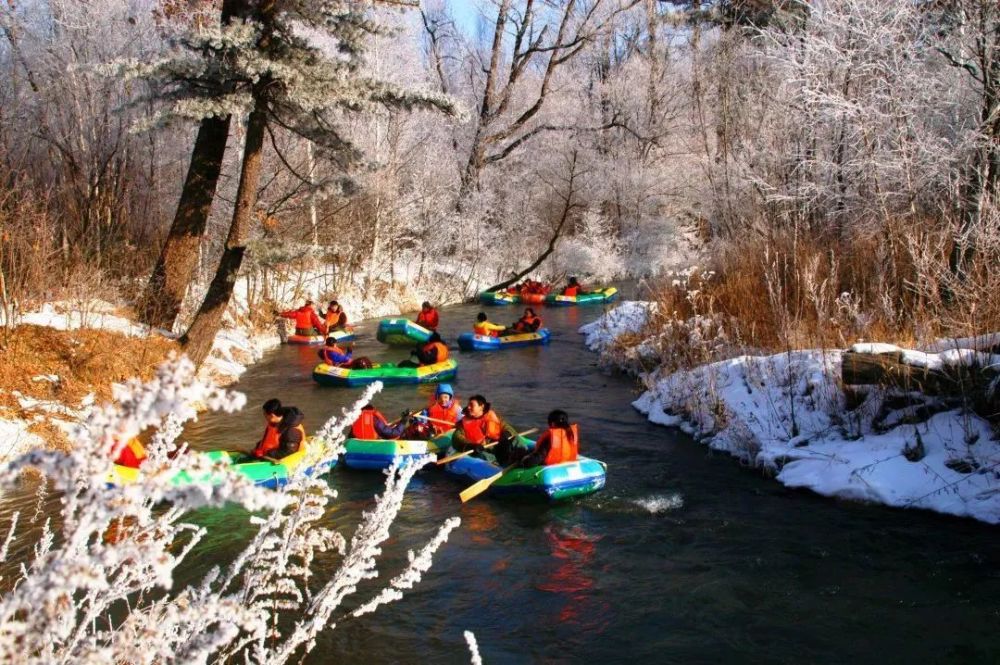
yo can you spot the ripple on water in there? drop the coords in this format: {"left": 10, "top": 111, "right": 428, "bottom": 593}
{"left": 631, "top": 492, "right": 684, "bottom": 514}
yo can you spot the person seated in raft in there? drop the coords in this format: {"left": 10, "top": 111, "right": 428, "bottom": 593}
{"left": 507, "top": 307, "right": 542, "bottom": 334}
{"left": 273, "top": 406, "right": 306, "bottom": 459}
{"left": 324, "top": 300, "right": 348, "bottom": 331}
{"left": 419, "top": 383, "right": 462, "bottom": 434}
{"left": 415, "top": 301, "right": 440, "bottom": 330}
{"left": 451, "top": 395, "right": 525, "bottom": 465}
{"left": 351, "top": 404, "right": 408, "bottom": 440}
{"left": 318, "top": 336, "right": 353, "bottom": 367}
{"left": 251, "top": 398, "right": 284, "bottom": 459}
{"left": 516, "top": 409, "right": 579, "bottom": 468}
{"left": 560, "top": 276, "right": 587, "bottom": 297}
{"left": 399, "top": 332, "right": 450, "bottom": 368}
{"left": 280, "top": 300, "right": 327, "bottom": 336}
{"left": 114, "top": 437, "right": 147, "bottom": 469}
{"left": 473, "top": 312, "right": 506, "bottom": 337}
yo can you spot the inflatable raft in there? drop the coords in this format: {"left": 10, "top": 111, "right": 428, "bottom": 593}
{"left": 108, "top": 444, "right": 332, "bottom": 490}
{"left": 376, "top": 318, "right": 433, "bottom": 346}
{"left": 287, "top": 328, "right": 356, "bottom": 345}
{"left": 457, "top": 328, "right": 551, "bottom": 351}
{"left": 479, "top": 290, "right": 520, "bottom": 306}
{"left": 344, "top": 431, "right": 454, "bottom": 470}
{"left": 312, "top": 358, "right": 458, "bottom": 387}
{"left": 544, "top": 287, "right": 618, "bottom": 307}
{"left": 444, "top": 453, "right": 606, "bottom": 501}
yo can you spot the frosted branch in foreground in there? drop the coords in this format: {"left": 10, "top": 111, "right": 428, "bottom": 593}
{"left": 0, "top": 357, "right": 460, "bottom": 664}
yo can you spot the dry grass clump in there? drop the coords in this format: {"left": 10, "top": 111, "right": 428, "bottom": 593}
{"left": 0, "top": 325, "right": 178, "bottom": 409}
{"left": 641, "top": 213, "right": 1000, "bottom": 371}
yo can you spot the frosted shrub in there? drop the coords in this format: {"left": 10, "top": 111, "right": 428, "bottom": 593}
{"left": 0, "top": 356, "right": 459, "bottom": 664}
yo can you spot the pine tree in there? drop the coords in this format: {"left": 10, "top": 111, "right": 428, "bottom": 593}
{"left": 173, "top": 0, "right": 457, "bottom": 366}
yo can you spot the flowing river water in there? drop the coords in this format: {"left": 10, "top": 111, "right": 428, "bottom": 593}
{"left": 3, "top": 298, "right": 1000, "bottom": 663}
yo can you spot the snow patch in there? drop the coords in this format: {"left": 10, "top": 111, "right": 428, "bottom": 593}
{"left": 590, "top": 300, "right": 1000, "bottom": 525}
{"left": 578, "top": 301, "right": 656, "bottom": 353}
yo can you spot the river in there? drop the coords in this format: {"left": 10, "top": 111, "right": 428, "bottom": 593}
{"left": 4, "top": 298, "right": 1000, "bottom": 663}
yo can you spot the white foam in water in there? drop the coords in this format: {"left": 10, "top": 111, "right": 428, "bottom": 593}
{"left": 633, "top": 493, "right": 684, "bottom": 514}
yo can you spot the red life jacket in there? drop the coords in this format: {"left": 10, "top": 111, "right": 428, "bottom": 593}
{"left": 422, "top": 341, "right": 449, "bottom": 363}
{"left": 253, "top": 423, "right": 281, "bottom": 458}
{"left": 352, "top": 409, "right": 388, "bottom": 439}
{"left": 416, "top": 308, "right": 439, "bottom": 330}
{"left": 427, "top": 400, "right": 461, "bottom": 433}
{"left": 460, "top": 410, "right": 502, "bottom": 445}
{"left": 562, "top": 285, "right": 579, "bottom": 297}
{"left": 543, "top": 424, "right": 579, "bottom": 465}
{"left": 114, "top": 438, "right": 147, "bottom": 469}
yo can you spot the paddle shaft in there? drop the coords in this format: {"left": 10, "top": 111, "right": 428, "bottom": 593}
{"left": 436, "top": 428, "right": 538, "bottom": 465}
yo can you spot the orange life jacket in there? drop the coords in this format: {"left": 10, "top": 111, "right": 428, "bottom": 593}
{"left": 325, "top": 310, "right": 347, "bottom": 329}
{"left": 423, "top": 341, "right": 449, "bottom": 363}
{"left": 543, "top": 424, "right": 579, "bottom": 465}
{"left": 352, "top": 409, "right": 388, "bottom": 439}
{"left": 427, "top": 400, "right": 461, "bottom": 433}
{"left": 562, "top": 285, "right": 579, "bottom": 297}
{"left": 253, "top": 423, "right": 281, "bottom": 458}
{"left": 515, "top": 314, "right": 541, "bottom": 331}
{"left": 460, "top": 410, "right": 502, "bottom": 445}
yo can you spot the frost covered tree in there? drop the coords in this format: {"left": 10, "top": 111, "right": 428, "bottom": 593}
{"left": 138, "top": 0, "right": 253, "bottom": 331}
{"left": 122, "top": 0, "right": 457, "bottom": 365}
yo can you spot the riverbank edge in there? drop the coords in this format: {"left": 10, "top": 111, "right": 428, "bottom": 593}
{"left": 579, "top": 301, "right": 1000, "bottom": 525}
{"left": 0, "top": 277, "right": 469, "bottom": 462}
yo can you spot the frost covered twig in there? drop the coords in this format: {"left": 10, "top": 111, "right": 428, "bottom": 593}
{"left": 0, "top": 357, "right": 459, "bottom": 663}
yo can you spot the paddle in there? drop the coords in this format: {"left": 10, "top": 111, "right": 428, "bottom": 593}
{"left": 460, "top": 461, "right": 520, "bottom": 503}
{"left": 411, "top": 413, "right": 461, "bottom": 428}
{"left": 436, "top": 428, "right": 538, "bottom": 465}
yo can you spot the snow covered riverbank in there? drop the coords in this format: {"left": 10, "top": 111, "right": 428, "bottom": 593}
{"left": 0, "top": 271, "right": 468, "bottom": 461}
{"left": 581, "top": 302, "right": 1000, "bottom": 524}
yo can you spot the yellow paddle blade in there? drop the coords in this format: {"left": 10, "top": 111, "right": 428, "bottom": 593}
{"left": 459, "top": 469, "right": 505, "bottom": 503}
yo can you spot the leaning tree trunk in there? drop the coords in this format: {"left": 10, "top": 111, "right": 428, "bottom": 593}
{"left": 138, "top": 0, "right": 247, "bottom": 330}
{"left": 484, "top": 151, "right": 579, "bottom": 293}
{"left": 180, "top": 101, "right": 267, "bottom": 367}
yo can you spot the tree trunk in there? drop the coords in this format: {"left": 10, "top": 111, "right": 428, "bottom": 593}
{"left": 138, "top": 0, "right": 246, "bottom": 330}
{"left": 139, "top": 115, "right": 231, "bottom": 329}
{"left": 485, "top": 151, "right": 579, "bottom": 292}
{"left": 180, "top": 102, "right": 267, "bottom": 367}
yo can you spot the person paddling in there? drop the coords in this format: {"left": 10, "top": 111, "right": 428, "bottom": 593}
{"left": 508, "top": 307, "right": 542, "bottom": 333}
{"left": 415, "top": 301, "right": 439, "bottom": 330}
{"left": 400, "top": 331, "right": 449, "bottom": 367}
{"left": 517, "top": 409, "right": 579, "bottom": 468}
{"left": 451, "top": 395, "right": 524, "bottom": 464}
{"left": 351, "top": 404, "right": 407, "bottom": 440}
{"left": 251, "top": 398, "right": 284, "bottom": 459}
{"left": 318, "top": 336, "right": 353, "bottom": 367}
{"left": 561, "top": 277, "right": 585, "bottom": 297}
{"left": 273, "top": 406, "right": 306, "bottom": 459}
{"left": 419, "top": 383, "right": 462, "bottom": 434}
{"left": 280, "top": 300, "right": 326, "bottom": 336}
{"left": 473, "top": 312, "right": 505, "bottom": 337}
